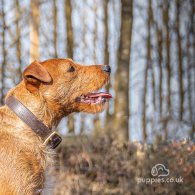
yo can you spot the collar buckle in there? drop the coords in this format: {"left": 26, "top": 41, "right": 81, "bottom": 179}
{"left": 43, "top": 131, "right": 62, "bottom": 149}
{"left": 5, "top": 96, "right": 62, "bottom": 149}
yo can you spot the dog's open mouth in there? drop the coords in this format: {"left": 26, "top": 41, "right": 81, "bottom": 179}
{"left": 76, "top": 92, "right": 112, "bottom": 104}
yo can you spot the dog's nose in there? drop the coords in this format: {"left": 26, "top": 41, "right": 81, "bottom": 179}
{"left": 102, "top": 65, "right": 111, "bottom": 74}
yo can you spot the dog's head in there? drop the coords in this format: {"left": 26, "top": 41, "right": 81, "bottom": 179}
{"left": 23, "top": 59, "right": 112, "bottom": 114}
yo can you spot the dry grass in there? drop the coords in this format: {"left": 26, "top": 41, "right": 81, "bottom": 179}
{"left": 48, "top": 136, "right": 195, "bottom": 195}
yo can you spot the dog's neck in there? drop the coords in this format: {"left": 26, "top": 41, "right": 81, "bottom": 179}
{"left": 5, "top": 82, "right": 63, "bottom": 130}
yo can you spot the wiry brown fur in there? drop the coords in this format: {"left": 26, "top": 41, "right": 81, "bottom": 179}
{"left": 0, "top": 59, "right": 110, "bottom": 194}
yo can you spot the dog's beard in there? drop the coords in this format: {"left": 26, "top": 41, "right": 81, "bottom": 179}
{"left": 77, "top": 101, "right": 107, "bottom": 113}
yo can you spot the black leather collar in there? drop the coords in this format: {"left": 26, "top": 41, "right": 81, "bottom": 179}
{"left": 5, "top": 96, "right": 62, "bottom": 149}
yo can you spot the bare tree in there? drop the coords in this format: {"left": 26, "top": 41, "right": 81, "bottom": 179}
{"left": 176, "top": 0, "right": 184, "bottom": 120}
{"left": 151, "top": 59, "right": 156, "bottom": 111}
{"left": 114, "top": 0, "right": 133, "bottom": 141}
{"left": 104, "top": 0, "right": 111, "bottom": 132}
{"left": 104, "top": 0, "right": 109, "bottom": 72}
{"left": 155, "top": 24, "right": 163, "bottom": 117}
{"left": 30, "top": 0, "right": 40, "bottom": 62}
{"left": 93, "top": 1, "right": 97, "bottom": 64}
{"left": 142, "top": 0, "right": 153, "bottom": 141}
{"left": 93, "top": 0, "right": 102, "bottom": 132}
{"left": 15, "top": 0, "right": 22, "bottom": 81}
{"left": 162, "top": 0, "right": 171, "bottom": 115}
{"left": 53, "top": 0, "right": 58, "bottom": 58}
{"left": 187, "top": 0, "right": 195, "bottom": 138}
{"left": 150, "top": 2, "right": 156, "bottom": 112}
{"left": 80, "top": 0, "right": 87, "bottom": 134}
{"left": 65, "top": 0, "right": 74, "bottom": 133}
{"left": 65, "top": 0, "right": 74, "bottom": 59}
{"left": 0, "top": 0, "right": 6, "bottom": 105}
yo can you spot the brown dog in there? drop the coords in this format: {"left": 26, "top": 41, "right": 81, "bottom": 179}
{"left": 0, "top": 59, "right": 111, "bottom": 194}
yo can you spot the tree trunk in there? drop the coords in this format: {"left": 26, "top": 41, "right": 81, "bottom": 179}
{"left": 65, "top": 0, "right": 74, "bottom": 59}
{"left": 148, "top": 1, "right": 156, "bottom": 139}
{"left": 80, "top": 0, "right": 87, "bottom": 134}
{"left": 93, "top": 1, "right": 102, "bottom": 132}
{"left": 114, "top": 0, "right": 133, "bottom": 141}
{"left": 65, "top": 0, "right": 75, "bottom": 133}
{"left": 155, "top": 25, "right": 163, "bottom": 117}
{"left": 142, "top": 0, "right": 152, "bottom": 141}
{"left": 192, "top": 0, "right": 195, "bottom": 106}
{"left": 0, "top": 0, "right": 6, "bottom": 105}
{"left": 162, "top": 0, "right": 171, "bottom": 116}
{"left": 187, "top": 0, "right": 195, "bottom": 138}
{"left": 15, "top": 0, "right": 22, "bottom": 82}
{"left": 187, "top": 33, "right": 194, "bottom": 138}
{"left": 104, "top": 0, "right": 111, "bottom": 133}
{"left": 30, "top": 0, "right": 40, "bottom": 62}
{"left": 151, "top": 60, "right": 156, "bottom": 111}
{"left": 93, "top": 1, "right": 101, "bottom": 134}
{"left": 53, "top": 0, "right": 58, "bottom": 58}
{"left": 176, "top": 0, "right": 184, "bottom": 121}
{"left": 93, "top": 1, "right": 97, "bottom": 64}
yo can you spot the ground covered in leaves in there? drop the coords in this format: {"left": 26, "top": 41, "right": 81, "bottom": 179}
{"left": 48, "top": 136, "right": 194, "bottom": 195}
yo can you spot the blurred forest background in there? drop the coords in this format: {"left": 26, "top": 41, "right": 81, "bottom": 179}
{"left": 0, "top": 0, "right": 194, "bottom": 142}
{"left": 0, "top": 0, "right": 195, "bottom": 194}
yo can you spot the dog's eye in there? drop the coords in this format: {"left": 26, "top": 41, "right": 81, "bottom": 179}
{"left": 68, "top": 66, "right": 75, "bottom": 72}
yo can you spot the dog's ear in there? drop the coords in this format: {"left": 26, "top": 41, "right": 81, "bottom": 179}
{"left": 23, "top": 61, "right": 52, "bottom": 93}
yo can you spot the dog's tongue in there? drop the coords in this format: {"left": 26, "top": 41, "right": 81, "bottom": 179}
{"left": 86, "top": 92, "right": 112, "bottom": 99}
